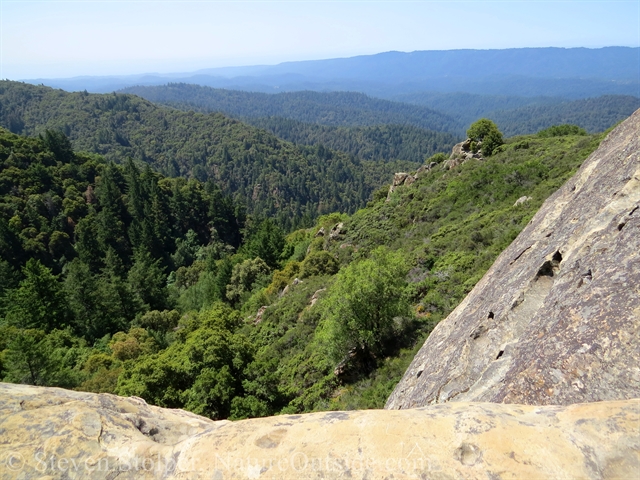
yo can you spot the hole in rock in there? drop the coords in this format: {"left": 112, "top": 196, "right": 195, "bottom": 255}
{"left": 496, "top": 350, "right": 504, "bottom": 360}
{"left": 537, "top": 261, "right": 555, "bottom": 277}
{"left": 488, "top": 312, "right": 494, "bottom": 319}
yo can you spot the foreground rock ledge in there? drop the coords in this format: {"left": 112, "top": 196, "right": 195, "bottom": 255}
{"left": 0, "top": 384, "right": 638, "bottom": 479}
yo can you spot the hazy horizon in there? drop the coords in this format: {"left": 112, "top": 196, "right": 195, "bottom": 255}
{"left": 2, "top": 1, "right": 639, "bottom": 80}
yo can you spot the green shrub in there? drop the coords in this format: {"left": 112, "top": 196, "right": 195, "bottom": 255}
{"left": 467, "top": 118, "right": 504, "bottom": 156}
{"left": 300, "top": 251, "right": 339, "bottom": 278}
{"left": 537, "top": 124, "right": 587, "bottom": 138}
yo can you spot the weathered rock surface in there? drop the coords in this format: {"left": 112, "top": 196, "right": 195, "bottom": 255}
{"left": 444, "top": 138, "right": 483, "bottom": 170}
{"left": 387, "top": 172, "right": 417, "bottom": 200}
{"left": 1, "top": 383, "right": 638, "bottom": 479}
{"left": 387, "top": 108, "right": 640, "bottom": 410}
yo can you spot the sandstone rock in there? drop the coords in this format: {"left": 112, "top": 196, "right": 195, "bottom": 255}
{"left": 415, "top": 164, "right": 429, "bottom": 177}
{"left": 416, "top": 162, "right": 439, "bottom": 178}
{"left": 0, "top": 383, "right": 637, "bottom": 479}
{"left": 513, "top": 195, "right": 532, "bottom": 206}
{"left": 387, "top": 108, "right": 640, "bottom": 410}
{"left": 328, "top": 222, "right": 345, "bottom": 240}
{"left": 254, "top": 305, "right": 268, "bottom": 324}
{"left": 309, "top": 288, "right": 326, "bottom": 307}
{"left": 445, "top": 138, "right": 483, "bottom": 170}
{"left": 386, "top": 172, "right": 417, "bottom": 201}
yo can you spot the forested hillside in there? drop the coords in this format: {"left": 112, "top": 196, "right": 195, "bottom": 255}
{"left": 391, "top": 92, "right": 563, "bottom": 125}
{"left": 243, "top": 118, "right": 457, "bottom": 162}
{"left": 119, "top": 84, "right": 461, "bottom": 132}
{"left": 0, "top": 119, "right": 607, "bottom": 417}
{"left": 119, "top": 84, "right": 637, "bottom": 142}
{"left": 489, "top": 95, "right": 640, "bottom": 136}
{"left": 0, "top": 81, "right": 418, "bottom": 224}
{"left": 392, "top": 92, "right": 639, "bottom": 135}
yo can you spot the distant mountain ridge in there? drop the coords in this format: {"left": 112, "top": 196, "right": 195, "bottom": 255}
{"left": 23, "top": 47, "right": 640, "bottom": 98}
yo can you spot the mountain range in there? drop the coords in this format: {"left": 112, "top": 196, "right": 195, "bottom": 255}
{"left": 24, "top": 47, "right": 640, "bottom": 98}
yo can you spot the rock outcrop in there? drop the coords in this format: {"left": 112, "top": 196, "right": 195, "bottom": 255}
{"left": 387, "top": 108, "right": 640, "bottom": 410}
{"left": 1, "top": 383, "right": 638, "bottom": 479}
{"left": 386, "top": 172, "right": 416, "bottom": 200}
{"left": 443, "top": 138, "right": 483, "bottom": 169}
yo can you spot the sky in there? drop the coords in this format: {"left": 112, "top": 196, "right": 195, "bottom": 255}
{"left": 1, "top": 0, "right": 639, "bottom": 79}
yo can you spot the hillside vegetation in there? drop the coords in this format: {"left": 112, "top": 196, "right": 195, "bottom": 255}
{"left": 0, "top": 81, "right": 419, "bottom": 225}
{"left": 0, "top": 118, "right": 607, "bottom": 416}
{"left": 392, "top": 92, "right": 639, "bottom": 135}
{"left": 243, "top": 118, "right": 457, "bottom": 163}
{"left": 489, "top": 95, "right": 640, "bottom": 136}
{"left": 119, "top": 84, "right": 460, "bottom": 132}
{"left": 120, "top": 84, "right": 636, "bottom": 143}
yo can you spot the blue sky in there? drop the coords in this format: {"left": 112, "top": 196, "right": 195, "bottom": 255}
{"left": 2, "top": 0, "right": 639, "bottom": 79}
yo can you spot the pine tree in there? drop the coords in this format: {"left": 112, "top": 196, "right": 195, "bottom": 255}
{"left": 4, "top": 259, "right": 68, "bottom": 331}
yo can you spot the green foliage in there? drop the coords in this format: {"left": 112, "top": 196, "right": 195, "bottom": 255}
{"left": 4, "top": 259, "right": 68, "bottom": 331}
{"left": 537, "top": 124, "right": 587, "bottom": 137}
{"left": 266, "top": 261, "right": 301, "bottom": 295}
{"left": 490, "top": 95, "right": 640, "bottom": 136}
{"left": 244, "top": 219, "right": 286, "bottom": 269}
{"left": 225, "top": 257, "right": 271, "bottom": 304}
{"left": 109, "top": 327, "right": 157, "bottom": 361}
{"left": 127, "top": 249, "right": 169, "bottom": 311}
{"left": 116, "top": 303, "right": 250, "bottom": 419}
{"left": 247, "top": 118, "right": 457, "bottom": 163}
{"left": 120, "top": 84, "right": 460, "bottom": 133}
{"left": 300, "top": 251, "right": 339, "bottom": 278}
{"left": 340, "top": 132, "right": 605, "bottom": 327}
{"left": 2, "top": 327, "right": 88, "bottom": 387}
{"left": 393, "top": 92, "right": 639, "bottom": 136}
{"left": 319, "top": 247, "right": 411, "bottom": 362}
{"left": 0, "top": 93, "right": 609, "bottom": 421}
{"left": 0, "top": 81, "right": 417, "bottom": 223}
{"left": 467, "top": 118, "right": 504, "bottom": 156}
{"left": 425, "top": 152, "right": 448, "bottom": 164}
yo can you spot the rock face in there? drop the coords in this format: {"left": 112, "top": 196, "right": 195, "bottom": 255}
{"left": 1, "top": 383, "right": 638, "bottom": 479}
{"left": 386, "top": 172, "right": 416, "bottom": 200}
{"left": 444, "top": 138, "right": 483, "bottom": 169}
{"left": 387, "top": 108, "right": 640, "bottom": 410}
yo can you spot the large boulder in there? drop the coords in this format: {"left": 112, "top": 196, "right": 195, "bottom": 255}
{"left": 387, "top": 108, "right": 640, "bottom": 410}
{"left": 0, "top": 383, "right": 638, "bottom": 479}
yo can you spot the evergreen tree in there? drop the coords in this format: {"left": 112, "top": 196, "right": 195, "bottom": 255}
{"left": 95, "top": 163, "right": 129, "bottom": 258}
{"left": 245, "top": 219, "right": 285, "bottom": 269}
{"left": 4, "top": 259, "right": 68, "bottom": 331}
{"left": 74, "top": 212, "right": 103, "bottom": 272}
{"left": 64, "top": 258, "right": 106, "bottom": 341}
{"left": 127, "top": 248, "right": 169, "bottom": 312}
{"left": 97, "top": 248, "right": 141, "bottom": 331}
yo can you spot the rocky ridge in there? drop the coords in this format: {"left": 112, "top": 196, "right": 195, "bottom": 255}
{"left": 386, "top": 108, "right": 640, "bottom": 409}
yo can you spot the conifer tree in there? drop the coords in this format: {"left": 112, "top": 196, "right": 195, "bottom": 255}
{"left": 4, "top": 259, "right": 68, "bottom": 331}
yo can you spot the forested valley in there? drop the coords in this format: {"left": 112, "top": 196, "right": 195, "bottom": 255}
{"left": 0, "top": 109, "right": 608, "bottom": 417}
{"left": 0, "top": 81, "right": 422, "bottom": 227}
